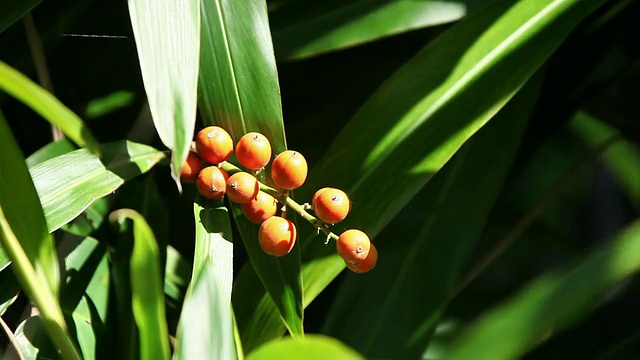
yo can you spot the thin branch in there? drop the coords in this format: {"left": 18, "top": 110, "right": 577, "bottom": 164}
{"left": 0, "top": 315, "right": 26, "bottom": 360}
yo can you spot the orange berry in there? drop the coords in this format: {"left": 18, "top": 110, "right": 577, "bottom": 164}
{"left": 196, "top": 166, "right": 229, "bottom": 200}
{"left": 180, "top": 151, "right": 203, "bottom": 182}
{"left": 226, "top": 172, "right": 259, "bottom": 204}
{"left": 312, "top": 187, "right": 350, "bottom": 224}
{"left": 336, "top": 229, "right": 371, "bottom": 264}
{"left": 271, "top": 150, "right": 308, "bottom": 190}
{"left": 259, "top": 216, "right": 297, "bottom": 256}
{"left": 345, "top": 243, "right": 377, "bottom": 273}
{"left": 236, "top": 132, "right": 272, "bottom": 170}
{"left": 241, "top": 191, "right": 278, "bottom": 224}
{"left": 195, "top": 126, "right": 234, "bottom": 164}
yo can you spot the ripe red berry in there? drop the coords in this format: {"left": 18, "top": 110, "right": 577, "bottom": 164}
{"left": 259, "top": 216, "right": 297, "bottom": 256}
{"left": 180, "top": 151, "right": 203, "bottom": 182}
{"left": 226, "top": 172, "right": 259, "bottom": 204}
{"left": 236, "top": 132, "right": 272, "bottom": 170}
{"left": 271, "top": 150, "right": 308, "bottom": 190}
{"left": 195, "top": 126, "right": 234, "bottom": 164}
{"left": 336, "top": 229, "right": 371, "bottom": 264}
{"left": 196, "top": 166, "right": 229, "bottom": 200}
{"left": 312, "top": 187, "right": 350, "bottom": 224}
{"left": 345, "top": 243, "right": 377, "bottom": 273}
{"left": 241, "top": 191, "right": 278, "bottom": 224}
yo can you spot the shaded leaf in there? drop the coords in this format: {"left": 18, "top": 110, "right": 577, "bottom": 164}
{"left": 247, "top": 335, "right": 364, "bottom": 360}
{"left": 0, "top": 61, "right": 99, "bottom": 154}
{"left": 128, "top": 0, "right": 200, "bottom": 185}
{"left": 447, "top": 219, "right": 640, "bottom": 359}
{"left": 30, "top": 140, "right": 164, "bottom": 233}
{"left": 0, "top": 0, "right": 42, "bottom": 34}
{"left": 26, "top": 138, "right": 76, "bottom": 168}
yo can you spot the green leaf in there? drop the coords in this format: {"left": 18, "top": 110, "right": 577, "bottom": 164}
{"left": 26, "top": 138, "right": 76, "bottom": 168}
{"left": 0, "top": 60, "right": 99, "bottom": 154}
{"left": 10, "top": 316, "right": 58, "bottom": 360}
{"left": 174, "top": 260, "right": 239, "bottom": 360}
{"left": 247, "top": 335, "right": 364, "bottom": 360}
{"left": 29, "top": 140, "right": 164, "bottom": 233}
{"left": 447, "top": 219, "right": 640, "bottom": 360}
{"left": 109, "top": 209, "right": 170, "bottom": 360}
{"left": 192, "top": 197, "right": 233, "bottom": 301}
{"left": 128, "top": 0, "right": 200, "bottom": 185}
{"left": 84, "top": 90, "right": 135, "bottom": 119}
{"left": 271, "top": 0, "right": 484, "bottom": 60}
{"left": 165, "top": 245, "right": 190, "bottom": 313}
{"left": 569, "top": 111, "right": 640, "bottom": 210}
{"left": 0, "top": 110, "right": 58, "bottom": 296}
{"left": 199, "top": 0, "right": 302, "bottom": 336}
{"left": 322, "top": 74, "right": 539, "bottom": 358}
{"left": 0, "top": 266, "right": 19, "bottom": 316}
{"left": 0, "top": 0, "right": 42, "bottom": 34}
{"left": 235, "top": 0, "right": 606, "bottom": 349}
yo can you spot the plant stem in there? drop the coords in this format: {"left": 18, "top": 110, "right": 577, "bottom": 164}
{"left": 0, "top": 208, "right": 82, "bottom": 360}
{"left": 219, "top": 161, "right": 339, "bottom": 242}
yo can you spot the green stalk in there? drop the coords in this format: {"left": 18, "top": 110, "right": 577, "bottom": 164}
{"left": 0, "top": 208, "right": 82, "bottom": 360}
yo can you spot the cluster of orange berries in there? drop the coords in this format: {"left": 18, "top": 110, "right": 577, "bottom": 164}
{"left": 180, "top": 126, "right": 377, "bottom": 273}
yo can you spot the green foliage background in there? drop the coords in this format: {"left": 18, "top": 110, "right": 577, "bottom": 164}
{"left": 1, "top": 0, "right": 640, "bottom": 359}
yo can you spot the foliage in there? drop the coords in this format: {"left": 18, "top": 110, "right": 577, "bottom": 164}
{"left": 1, "top": 0, "right": 639, "bottom": 358}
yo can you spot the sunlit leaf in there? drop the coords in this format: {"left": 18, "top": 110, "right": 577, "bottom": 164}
{"left": 247, "top": 335, "right": 364, "bottom": 360}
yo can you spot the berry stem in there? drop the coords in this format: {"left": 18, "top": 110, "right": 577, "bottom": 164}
{"left": 219, "top": 161, "right": 339, "bottom": 242}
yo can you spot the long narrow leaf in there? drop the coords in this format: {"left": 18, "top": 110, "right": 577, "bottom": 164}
{"left": 0, "top": 61, "right": 99, "bottom": 154}
{"left": 109, "top": 209, "right": 170, "bottom": 360}
{"left": 448, "top": 219, "right": 640, "bottom": 359}
{"left": 128, "top": 0, "right": 200, "bottom": 185}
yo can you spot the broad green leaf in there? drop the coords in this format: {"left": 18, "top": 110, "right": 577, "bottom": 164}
{"left": 271, "top": 0, "right": 489, "bottom": 60}
{"left": 247, "top": 335, "right": 364, "bottom": 360}
{"left": 192, "top": 197, "right": 233, "bottom": 302}
{"left": 60, "top": 237, "right": 110, "bottom": 360}
{"left": 128, "top": 0, "right": 200, "bottom": 185}
{"left": 10, "top": 316, "right": 58, "bottom": 360}
{"left": 199, "top": 0, "right": 302, "bottom": 335}
{"left": 570, "top": 111, "right": 640, "bottom": 210}
{"left": 0, "top": 0, "right": 42, "bottom": 34}
{"left": 448, "top": 219, "right": 640, "bottom": 360}
{"left": 322, "top": 75, "right": 539, "bottom": 358}
{"left": 109, "top": 209, "right": 170, "bottom": 360}
{"left": 0, "top": 110, "right": 58, "bottom": 295}
{"left": 0, "top": 60, "right": 99, "bottom": 154}
{"left": 235, "top": 0, "right": 606, "bottom": 349}
{"left": 29, "top": 140, "right": 164, "bottom": 233}
{"left": 26, "top": 138, "right": 76, "bottom": 168}
{"left": 174, "top": 260, "right": 238, "bottom": 360}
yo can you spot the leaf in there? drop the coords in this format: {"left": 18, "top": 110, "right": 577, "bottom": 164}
{"left": 29, "top": 140, "right": 164, "bottom": 233}
{"left": 199, "top": 0, "right": 302, "bottom": 335}
{"left": 26, "top": 138, "right": 76, "bottom": 168}
{"left": 247, "top": 335, "right": 364, "bottom": 360}
{"left": 0, "top": 0, "right": 42, "bottom": 34}
{"left": 174, "top": 260, "right": 239, "bottom": 360}
{"left": 447, "top": 219, "right": 640, "bottom": 360}
{"left": 271, "top": 0, "right": 486, "bottom": 60}
{"left": 127, "top": 0, "right": 200, "bottom": 185}
{"left": 109, "top": 209, "right": 170, "bottom": 360}
{"left": 165, "top": 245, "right": 190, "bottom": 313}
{"left": 0, "top": 110, "right": 58, "bottom": 295}
{"left": 0, "top": 266, "right": 20, "bottom": 316}
{"left": 10, "top": 316, "right": 58, "bottom": 360}
{"left": 0, "top": 60, "right": 99, "bottom": 154}
{"left": 192, "top": 197, "right": 233, "bottom": 302}
{"left": 322, "top": 74, "right": 539, "bottom": 358}
{"left": 235, "top": 0, "right": 607, "bottom": 349}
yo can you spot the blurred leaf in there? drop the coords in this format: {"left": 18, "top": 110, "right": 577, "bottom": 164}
{"left": 0, "top": 0, "right": 42, "bottom": 34}
{"left": 192, "top": 197, "right": 233, "bottom": 302}
{"left": 0, "top": 60, "right": 99, "bottom": 154}
{"left": 10, "top": 316, "right": 58, "bottom": 360}
{"left": 165, "top": 245, "right": 190, "bottom": 312}
{"left": 0, "top": 110, "right": 58, "bottom": 295}
{"left": 322, "top": 75, "right": 539, "bottom": 358}
{"left": 247, "top": 335, "right": 364, "bottom": 360}
{"left": 30, "top": 140, "right": 164, "bottom": 233}
{"left": 60, "top": 198, "right": 109, "bottom": 237}
{"left": 199, "top": 0, "right": 302, "bottom": 336}
{"left": 570, "top": 111, "right": 640, "bottom": 210}
{"left": 84, "top": 90, "right": 135, "bottom": 119}
{"left": 447, "top": 219, "right": 640, "bottom": 360}
{"left": 109, "top": 209, "right": 170, "bottom": 360}
{"left": 0, "top": 266, "right": 19, "bottom": 316}
{"left": 26, "top": 138, "right": 76, "bottom": 168}
{"left": 235, "top": 0, "right": 607, "bottom": 349}
{"left": 271, "top": 0, "right": 485, "bottom": 60}
{"left": 60, "top": 237, "right": 110, "bottom": 360}
{"left": 128, "top": 0, "right": 200, "bottom": 185}
{"left": 174, "top": 260, "right": 239, "bottom": 360}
